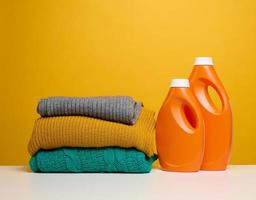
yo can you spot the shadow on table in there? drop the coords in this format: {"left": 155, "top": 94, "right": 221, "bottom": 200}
{"left": 14, "top": 165, "right": 32, "bottom": 173}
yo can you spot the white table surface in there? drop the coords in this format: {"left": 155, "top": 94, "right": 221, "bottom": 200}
{"left": 0, "top": 165, "right": 255, "bottom": 200}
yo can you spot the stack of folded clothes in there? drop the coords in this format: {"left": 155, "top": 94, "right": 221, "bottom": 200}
{"left": 28, "top": 96, "right": 157, "bottom": 173}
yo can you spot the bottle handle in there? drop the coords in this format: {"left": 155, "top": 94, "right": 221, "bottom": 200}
{"left": 201, "top": 78, "right": 229, "bottom": 114}
{"left": 172, "top": 97, "right": 202, "bottom": 134}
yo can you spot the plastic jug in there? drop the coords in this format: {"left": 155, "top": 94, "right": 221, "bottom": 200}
{"left": 189, "top": 57, "right": 233, "bottom": 170}
{"left": 156, "top": 79, "right": 205, "bottom": 172}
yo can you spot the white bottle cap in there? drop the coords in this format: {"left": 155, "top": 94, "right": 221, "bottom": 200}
{"left": 170, "top": 79, "right": 190, "bottom": 88}
{"left": 194, "top": 57, "right": 213, "bottom": 66}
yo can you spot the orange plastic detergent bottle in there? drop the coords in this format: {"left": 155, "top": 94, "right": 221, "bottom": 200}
{"left": 189, "top": 57, "right": 233, "bottom": 170}
{"left": 156, "top": 79, "right": 205, "bottom": 172}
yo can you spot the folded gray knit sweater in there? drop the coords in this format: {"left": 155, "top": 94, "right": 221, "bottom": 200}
{"left": 37, "top": 96, "right": 142, "bottom": 125}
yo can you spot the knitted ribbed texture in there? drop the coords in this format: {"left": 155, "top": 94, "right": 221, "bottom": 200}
{"left": 30, "top": 147, "right": 157, "bottom": 173}
{"left": 28, "top": 108, "right": 156, "bottom": 157}
{"left": 37, "top": 96, "right": 142, "bottom": 125}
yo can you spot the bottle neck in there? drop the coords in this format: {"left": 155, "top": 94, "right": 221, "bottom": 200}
{"left": 192, "top": 65, "right": 216, "bottom": 75}
{"left": 168, "top": 87, "right": 190, "bottom": 93}
{"left": 194, "top": 65, "right": 214, "bottom": 68}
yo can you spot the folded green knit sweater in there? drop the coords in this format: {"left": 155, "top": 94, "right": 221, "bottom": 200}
{"left": 30, "top": 147, "right": 157, "bottom": 173}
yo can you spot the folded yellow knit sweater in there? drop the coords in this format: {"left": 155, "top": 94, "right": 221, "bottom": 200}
{"left": 28, "top": 108, "right": 156, "bottom": 157}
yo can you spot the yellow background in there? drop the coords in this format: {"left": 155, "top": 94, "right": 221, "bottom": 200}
{"left": 1, "top": 0, "right": 256, "bottom": 165}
